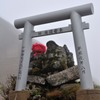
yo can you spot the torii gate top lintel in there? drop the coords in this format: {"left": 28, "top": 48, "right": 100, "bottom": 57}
{"left": 14, "top": 3, "right": 93, "bottom": 29}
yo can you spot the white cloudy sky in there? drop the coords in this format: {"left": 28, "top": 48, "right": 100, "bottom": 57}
{"left": 0, "top": 0, "right": 100, "bottom": 84}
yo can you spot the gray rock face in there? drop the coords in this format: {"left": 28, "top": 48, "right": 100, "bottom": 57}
{"left": 27, "top": 75, "right": 45, "bottom": 85}
{"left": 45, "top": 41, "right": 68, "bottom": 71}
{"left": 28, "top": 66, "right": 79, "bottom": 86}
{"left": 28, "top": 40, "right": 77, "bottom": 88}
{"left": 29, "top": 41, "right": 75, "bottom": 76}
{"left": 46, "top": 66, "right": 79, "bottom": 86}
{"left": 63, "top": 45, "right": 74, "bottom": 67}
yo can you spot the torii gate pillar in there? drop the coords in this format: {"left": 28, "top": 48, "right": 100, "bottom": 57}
{"left": 71, "top": 12, "right": 93, "bottom": 89}
{"left": 15, "top": 22, "right": 33, "bottom": 90}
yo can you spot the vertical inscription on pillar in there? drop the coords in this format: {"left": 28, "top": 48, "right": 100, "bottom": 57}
{"left": 18, "top": 46, "right": 25, "bottom": 79}
{"left": 77, "top": 46, "right": 85, "bottom": 74}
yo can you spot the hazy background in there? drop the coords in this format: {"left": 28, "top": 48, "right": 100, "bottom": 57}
{"left": 0, "top": 0, "right": 100, "bottom": 85}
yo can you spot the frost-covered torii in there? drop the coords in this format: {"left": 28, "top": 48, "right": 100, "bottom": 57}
{"left": 14, "top": 3, "right": 94, "bottom": 91}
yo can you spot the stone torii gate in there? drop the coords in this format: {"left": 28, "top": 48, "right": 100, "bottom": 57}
{"left": 14, "top": 3, "right": 94, "bottom": 91}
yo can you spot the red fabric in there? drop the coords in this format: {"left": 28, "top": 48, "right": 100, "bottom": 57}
{"left": 32, "top": 43, "right": 46, "bottom": 56}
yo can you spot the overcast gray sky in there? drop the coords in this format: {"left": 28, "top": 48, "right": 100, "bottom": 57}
{"left": 0, "top": 0, "right": 100, "bottom": 84}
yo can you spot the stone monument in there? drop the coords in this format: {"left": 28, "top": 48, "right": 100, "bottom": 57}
{"left": 27, "top": 41, "right": 79, "bottom": 100}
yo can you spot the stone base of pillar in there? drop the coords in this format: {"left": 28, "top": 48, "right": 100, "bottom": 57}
{"left": 76, "top": 89, "right": 100, "bottom": 100}
{"left": 9, "top": 90, "right": 30, "bottom": 100}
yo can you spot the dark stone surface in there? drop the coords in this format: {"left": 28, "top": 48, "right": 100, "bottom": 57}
{"left": 28, "top": 66, "right": 79, "bottom": 87}
{"left": 27, "top": 75, "right": 45, "bottom": 85}
{"left": 29, "top": 41, "right": 75, "bottom": 76}
{"left": 27, "top": 41, "right": 78, "bottom": 100}
{"left": 46, "top": 66, "right": 79, "bottom": 86}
